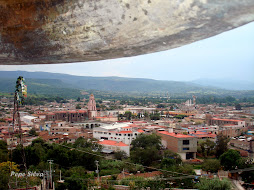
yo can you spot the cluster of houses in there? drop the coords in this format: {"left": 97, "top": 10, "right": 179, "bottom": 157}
{"left": 0, "top": 95, "right": 254, "bottom": 161}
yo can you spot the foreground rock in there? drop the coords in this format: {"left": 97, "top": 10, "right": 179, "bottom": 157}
{"left": 0, "top": 0, "right": 254, "bottom": 65}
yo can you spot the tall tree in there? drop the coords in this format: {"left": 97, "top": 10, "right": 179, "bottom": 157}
{"left": 219, "top": 149, "right": 241, "bottom": 170}
{"left": 0, "top": 140, "right": 8, "bottom": 162}
{"left": 130, "top": 133, "right": 162, "bottom": 166}
{"left": 235, "top": 103, "right": 242, "bottom": 110}
{"left": 202, "top": 159, "right": 221, "bottom": 173}
{"left": 215, "top": 134, "right": 229, "bottom": 158}
{"left": 198, "top": 139, "right": 215, "bottom": 158}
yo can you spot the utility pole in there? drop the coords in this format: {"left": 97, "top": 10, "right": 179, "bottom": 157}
{"left": 48, "top": 160, "right": 53, "bottom": 189}
{"left": 57, "top": 170, "right": 64, "bottom": 183}
{"left": 95, "top": 160, "right": 99, "bottom": 181}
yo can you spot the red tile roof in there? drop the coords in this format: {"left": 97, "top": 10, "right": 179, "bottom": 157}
{"left": 212, "top": 118, "right": 243, "bottom": 122}
{"left": 55, "top": 111, "right": 67, "bottom": 113}
{"left": 134, "top": 171, "right": 162, "bottom": 178}
{"left": 78, "top": 110, "right": 87, "bottom": 113}
{"left": 98, "top": 140, "right": 128, "bottom": 147}
{"left": 158, "top": 131, "right": 194, "bottom": 138}
{"left": 119, "top": 131, "right": 133, "bottom": 134}
{"left": 137, "top": 129, "right": 145, "bottom": 133}
{"left": 47, "top": 112, "right": 55, "bottom": 115}
{"left": 68, "top": 110, "right": 77, "bottom": 113}
{"left": 122, "top": 126, "right": 132, "bottom": 129}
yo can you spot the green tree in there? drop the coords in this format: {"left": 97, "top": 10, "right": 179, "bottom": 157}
{"left": 202, "top": 159, "right": 221, "bottom": 173}
{"left": 130, "top": 133, "right": 162, "bottom": 166}
{"left": 114, "top": 151, "right": 127, "bottom": 160}
{"left": 0, "top": 140, "right": 8, "bottom": 162}
{"left": 74, "top": 137, "right": 102, "bottom": 151}
{"left": 29, "top": 128, "right": 38, "bottom": 136}
{"left": 235, "top": 103, "right": 242, "bottom": 110}
{"left": 195, "top": 178, "right": 231, "bottom": 190}
{"left": 0, "top": 161, "right": 19, "bottom": 190}
{"left": 76, "top": 104, "right": 81, "bottom": 109}
{"left": 198, "top": 139, "right": 215, "bottom": 158}
{"left": 174, "top": 114, "right": 187, "bottom": 119}
{"left": 161, "top": 150, "right": 182, "bottom": 169}
{"left": 241, "top": 170, "right": 254, "bottom": 184}
{"left": 219, "top": 149, "right": 241, "bottom": 170}
{"left": 157, "top": 104, "right": 165, "bottom": 108}
{"left": 149, "top": 111, "right": 161, "bottom": 120}
{"left": 215, "top": 134, "right": 229, "bottom": 158}
{"left": 124, "top": 111, "right": 132, "bottom": 120}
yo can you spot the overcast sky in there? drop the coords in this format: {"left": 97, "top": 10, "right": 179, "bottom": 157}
{"left": 0, "top": 22, "right": 254, "bottom": 82}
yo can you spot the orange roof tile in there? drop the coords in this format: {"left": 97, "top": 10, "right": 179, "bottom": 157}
{"left": 158, "top": 131, "right": 194, "bottom": 138}
{"left": 78, "top": 110, "right": 87, "bottom": 113}
{"left": 212, "top": 118, "right": 243, "bottom": 122}
{"left": 134, "top": 171, "right": 162, "bottom": 178}
{"left": 122, "top": 126, "right": 132, "bottom": 129}
{"left": 137, "top": 129, "right": 145, "bottom": 133}
{"left": 98, "top": 140, "right": 128, "bottom": 147}
{"left": 119, "top": 131, "right": 132, "bottom": 134}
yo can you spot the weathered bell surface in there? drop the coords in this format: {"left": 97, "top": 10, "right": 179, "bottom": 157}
{"left": 0, "top": 0, "right": 254, "bottom": 65}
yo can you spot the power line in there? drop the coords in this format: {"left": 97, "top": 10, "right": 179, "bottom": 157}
{"left": 58, "top": 144, "right": 254, "bottom": 179}
{"left": 59, "top": 144, "right": 196, "bottom": 178}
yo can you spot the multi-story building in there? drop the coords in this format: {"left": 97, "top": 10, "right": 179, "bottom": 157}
{"left": 220, "top": 124, "right": 248, "bottom": 138}
{"left": 45, "top": 110, "right": 88, "bottom": 122}
{"left": 157, "top": 131, "right": 197, "bottom": 160}
{"left": 50, "top": 126, "right": 79, "bottom": 135}
{"left": 93, "top": 122, "right": 144, "bottom": 145}
{"left": 210, "top": 118, "right": 245, "bottom": 128}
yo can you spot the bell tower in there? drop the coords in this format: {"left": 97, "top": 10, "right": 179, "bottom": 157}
{"left": 88, "top": 94, "right": 97, "bottom": 119}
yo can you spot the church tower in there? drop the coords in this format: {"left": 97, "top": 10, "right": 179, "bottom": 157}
{"left": 88, "top": 94, "right": 97, "bottom": 119}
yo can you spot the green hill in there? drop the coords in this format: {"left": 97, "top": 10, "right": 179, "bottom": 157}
{"left": 0, "top": 71, "right": 253, "bottom": 98}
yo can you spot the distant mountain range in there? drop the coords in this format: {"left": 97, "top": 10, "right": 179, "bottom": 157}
{"left": 192, "top": 78, "right": 254, "bottom": 91}
{"left": 0, "top": 71, "right": 253, "bottom": 98}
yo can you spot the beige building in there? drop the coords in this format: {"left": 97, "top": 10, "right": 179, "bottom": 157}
{"left": 157, "top": 131, "right": 197, "bottom": 160}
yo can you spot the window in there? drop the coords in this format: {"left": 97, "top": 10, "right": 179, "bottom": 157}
{"left": 119, "top": 134, "right": 122, "bottom": 136}
{"left": 183, "top": 148, "right": 189, "bottom": 150}
{"left": 183, "top": 140, "right": 189, "bottom": 145}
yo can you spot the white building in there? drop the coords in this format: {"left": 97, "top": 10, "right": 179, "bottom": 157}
{"left": 93, "top": 122, "right": 144, "bottom": 145}
{"left": 21, "top": 115, "right": 38, "bottom": 125}
{"left": 98, "top": 139, "right": 130, "bottom": 156}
